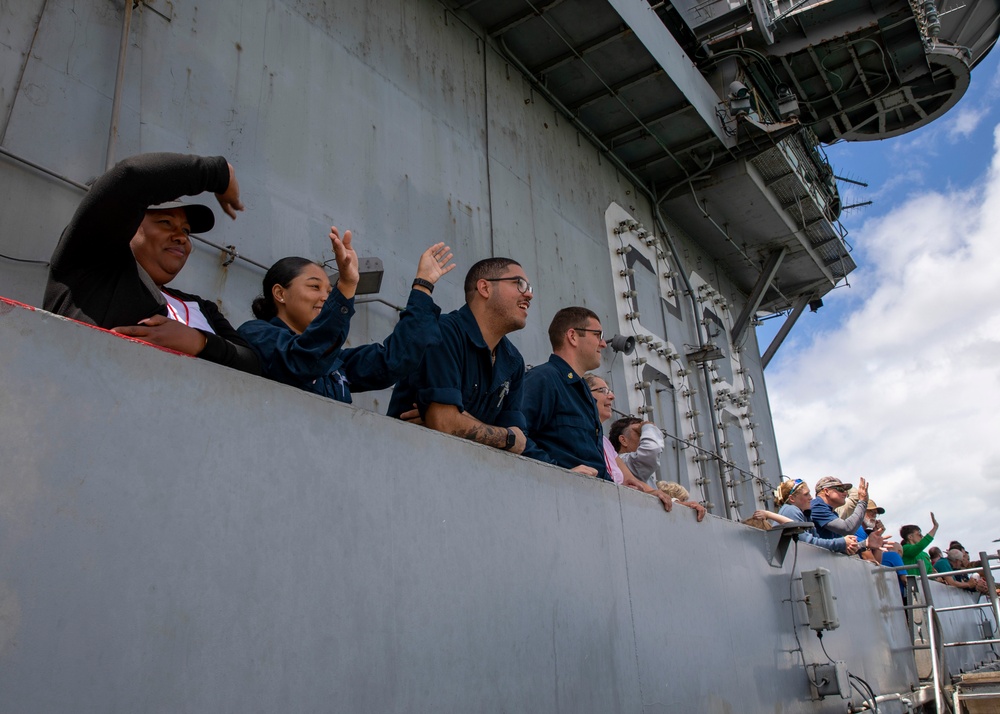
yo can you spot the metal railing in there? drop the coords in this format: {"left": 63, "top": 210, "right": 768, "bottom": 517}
{"left": 873, "top": 550, "right": 1000, "bottom": 713}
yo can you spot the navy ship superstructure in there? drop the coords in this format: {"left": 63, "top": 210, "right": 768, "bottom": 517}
{"left": 1, "top": 1, "right": 999, "bottom": 711}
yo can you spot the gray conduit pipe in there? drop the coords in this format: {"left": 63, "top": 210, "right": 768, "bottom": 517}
{"left": 106, "top": 0, "right": 135, "bottom": 170}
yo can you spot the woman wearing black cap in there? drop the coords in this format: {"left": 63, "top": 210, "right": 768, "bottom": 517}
{"left": 43, "top": 152, "right": 259, "bottom": 374}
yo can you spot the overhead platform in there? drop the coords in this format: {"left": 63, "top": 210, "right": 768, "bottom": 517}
{"left": 448, "top": 0, "right": 998, "bottom": 314}
{"left": 676, "top": 0, "right": 1000, "bottom": 142}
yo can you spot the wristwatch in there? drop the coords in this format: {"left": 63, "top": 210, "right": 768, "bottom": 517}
{"left": 412, "top": 277, "right": 434, "bottom": 293}
{"left": 503, "top": 428, "right": 516, "bottom": 450}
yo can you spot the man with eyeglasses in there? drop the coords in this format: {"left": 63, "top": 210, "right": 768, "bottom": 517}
{"left": 388, "top": 257, "right": 533, "bottom": 454}
{"left": 809, "top": 476, "right": 869, "bottom": 541}
{"left": 521, "top": 306, "right": 607, "bottom": 479}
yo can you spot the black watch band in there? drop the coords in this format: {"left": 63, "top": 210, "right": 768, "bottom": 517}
{"left": 503, "top": 428, "right": 516, "bottom": 450}
{"left": 412, "top": 278, "right": 434, "bottom": 293}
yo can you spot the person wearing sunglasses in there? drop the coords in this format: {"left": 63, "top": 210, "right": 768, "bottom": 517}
{"left": 753, "top": 479, "right": 859, "bottom": 554}
{"left": 388, "top": 257, "right": 533, "bottom": 455}
{"left": 809, "top": 476, "right": 869, "bottom": 541}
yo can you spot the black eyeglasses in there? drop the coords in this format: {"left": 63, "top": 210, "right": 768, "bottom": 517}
{"left": 574, "top": 327, "right": 604, "bottom": 340}
{"left": 590, "top": 386, "right": 612, "bottom": 395}
{"left": 485, "top": 277, "right": 533, "bottom": 295}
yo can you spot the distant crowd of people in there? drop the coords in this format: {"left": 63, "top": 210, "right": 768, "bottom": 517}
{"left": 749, "top": 477, "right": 997, "bottom": 599}
{"left": 43, "top": 152, "right": 709, "bottom": 519}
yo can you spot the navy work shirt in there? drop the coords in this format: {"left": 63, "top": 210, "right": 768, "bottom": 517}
{"left": 239, "top": 289, "right": 440, "bottom": 404}
{"left": 387, "top": 304, "right": 527, "bottom": 429}
{"left": 522, "top": 354, "right": 609, "bottom": 481}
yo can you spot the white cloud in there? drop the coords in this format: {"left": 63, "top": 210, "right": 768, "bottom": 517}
{"left": 767, "top": 123, "right": 1000, "bottom": 555}
{"left": 946, "top": 106, "right": 988, "bottom": 140}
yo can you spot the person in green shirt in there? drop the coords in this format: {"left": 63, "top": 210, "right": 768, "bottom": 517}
{"left": 900, "top": 512, "right": 939, "bottom": 576}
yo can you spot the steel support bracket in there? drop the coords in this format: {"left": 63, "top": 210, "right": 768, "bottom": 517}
{"left": 764, "top": 521, "right": 814, "bottom": 568}
{"left": 762, "top": 294, "right": 810, "bottom": 369}
{"left": 731, "top": 247, "right": 786, "bottom": 346}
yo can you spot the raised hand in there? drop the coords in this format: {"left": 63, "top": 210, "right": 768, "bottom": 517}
{"left": 867, "top": 529, "right": 886, "bottom": 551}
{"left": 215, "top": 162, "right": 245, "bottom": 219}
{"left": 330, "top": 226, "right": 359, "bottom": 298}
{"left": 856, "top": 477, "right": 868, "bottom": 502}
{"left": 414, "top": 243, "right": 456, "bottom": 293}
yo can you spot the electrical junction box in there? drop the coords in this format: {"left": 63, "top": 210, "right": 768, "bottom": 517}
{"left": 807, "top": 662, "right": 849, "bottom": 700}
{"left": 801, "top": 567, "right": 839, "bottom": 631}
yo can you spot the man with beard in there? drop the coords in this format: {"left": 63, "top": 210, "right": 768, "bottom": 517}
{"left": 853, "top": 499, "right": 891, "bottom": 563}
{"left": 388, "top": 257, "right": 532, "bottom": 454}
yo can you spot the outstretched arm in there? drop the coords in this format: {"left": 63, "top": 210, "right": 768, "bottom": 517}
{"left": 214, "top": 162, "right": 244, "bottom": 219}
{"left": 619, "top": 459, "right": 706, "bottom": 521}
{"left": 340, "top": 243, "right": 455, "bottom": 393}
{"left": 50, "top": 153, "right": 233, "bottom": 272}
{"left": 619, "top": 459, "right": 671, "bottom": 513}
{"left": 753, "top": 509, "right": 791, "bottom": 524}
{"left": 619, "top": 422, "right": 664, "bottom": 479}
{"left": 814, "top": 499, "right": 868, "bottom": 536}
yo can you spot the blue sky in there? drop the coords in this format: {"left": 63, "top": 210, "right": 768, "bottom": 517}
{"left": 761, "top": 46, "right": 1000, "bottom": 556}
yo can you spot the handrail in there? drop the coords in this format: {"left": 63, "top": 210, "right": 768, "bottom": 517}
{"left": 935, "top": 602, "right": 994, "bottom": 614}
{"left": 943, "top": 638, "right": 1000, "bottom": 648}
{"left": 980, "top": 550, "right": 1000, "bottom": 632}
{"left": 895, "top": 551, "right": 1000, "bottom": 714}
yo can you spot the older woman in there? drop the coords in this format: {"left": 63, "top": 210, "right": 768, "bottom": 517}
{"left": 583, "top": 373, "right": 705, "bottom": 521}
{"left": 238, "top": 227, "right": 454, "bottom": 403}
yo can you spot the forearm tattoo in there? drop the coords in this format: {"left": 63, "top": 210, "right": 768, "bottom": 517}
{"left": 457, "top": 423, "right": 506, "bottom": 448}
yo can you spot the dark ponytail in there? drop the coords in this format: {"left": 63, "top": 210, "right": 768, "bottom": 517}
{"left": 251, "top": 256, "right": 317, "bottom": 320}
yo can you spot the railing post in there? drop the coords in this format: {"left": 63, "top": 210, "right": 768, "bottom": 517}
{"left": 917, "top": 558, "right": 936, "bottom": 610}
{"left": 927, "top": 604, "right": 944, "bottom": 714}
{"left": 981, "top": 550, "right": 1000, "bottom": 637}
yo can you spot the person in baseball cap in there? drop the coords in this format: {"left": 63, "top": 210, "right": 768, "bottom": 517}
{"left": 810, "top": 476, "right": 869, "bottom": 541}
{"left": 44, "top": 152, "right": 259, "bottom": 374}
